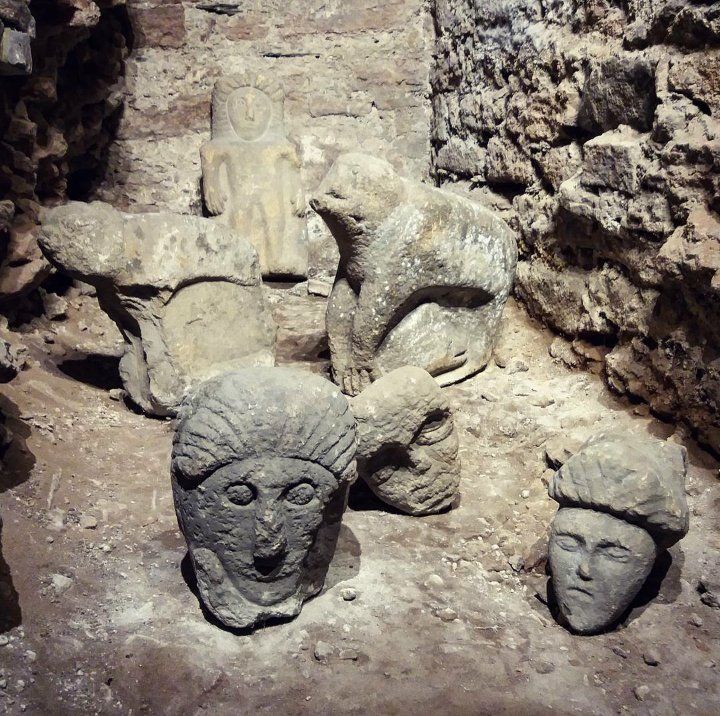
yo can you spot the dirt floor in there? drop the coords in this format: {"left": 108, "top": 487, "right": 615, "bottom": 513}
{"left": 0, "top": 286, "right": 718, "bottom": 715}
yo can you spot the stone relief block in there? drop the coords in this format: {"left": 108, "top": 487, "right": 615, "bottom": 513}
{"left": 38, "top": 201, "right": 276, "bottom": 417}
{"left": 171, "top": 368, "right": 357, "bottom": 630}
{"left": 547, "top": 431, "right": 689, "bottom": 635}
{"left": 311, "top": 152, "right": 517, "bottom": 396}
{"left": 201, "top": 73, "right": 308, "bottom": 279}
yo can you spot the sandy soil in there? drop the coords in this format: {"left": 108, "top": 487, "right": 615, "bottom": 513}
{"left": 0, "top": 287, "right": 718, "bottom": 715}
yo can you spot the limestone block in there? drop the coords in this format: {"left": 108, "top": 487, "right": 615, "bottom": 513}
{"left": 311, "top": 153, "right": 517, "bottom": 396}
{"left": 548, "top": 431, "right": 689, "bottom": 635}
{"left": 171, "top": 368, "right": 357, "bottom": 630}
{"left": 201, "top": 73, "right": 308, "bottom": 279}
{"left": 581, "top": 127, "right": 646, "bottom": 194}
{"left": 351, "top": 366, "right": 460, "bottom": 516}
{"left": 38, "top": 201, "right": 276, "bottom": 417}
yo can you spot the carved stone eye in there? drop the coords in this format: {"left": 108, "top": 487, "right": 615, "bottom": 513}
{"left": 415, "top": 411, "right": 453, "bottom": 446}
{"left": 226, "top": 483, "right": 255, "bottom": 506}
{"left": 286, "top": 482, "right": 316, "bottom": 506}
{"left": 555, "top": 535, "right": 581, "bottom": 552}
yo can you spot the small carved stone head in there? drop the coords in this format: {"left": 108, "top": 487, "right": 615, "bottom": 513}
{"left": 211, "top": 73, "right": 285, "bottom": 142}
{"left": 352, "top": 366, "right": 460, "bottom": 515}
{"left": 171, "top": 368, "right": 356, "bottom": 630}
{"left": 548, "top": 432, "right": 689, "bottom": 634}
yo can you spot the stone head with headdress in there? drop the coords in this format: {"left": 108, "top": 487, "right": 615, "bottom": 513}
{"left": 171, "top": 367, "right": 357, "bottom": 630}
{"left": 547, "top": 431, "right": 689, "bottom": 635}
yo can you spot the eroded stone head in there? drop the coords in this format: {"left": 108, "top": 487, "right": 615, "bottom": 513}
{"left": 352, "top": 366, "right": 460, "bottom": 515}
{"left": 171, "top": 368, "right": 357, "bottom": 630}
{"left": 547, "top": 432, "right": 689, "bottom": 634}
{"left": 310, "top": 153, "right": 406, "bottom": 237}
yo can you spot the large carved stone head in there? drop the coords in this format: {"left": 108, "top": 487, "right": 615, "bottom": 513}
{"left": 548, "top": 432, "right": 689, "bottom": 634}
{"left": 171, "top": 368, "right": 357, "bottom": 630}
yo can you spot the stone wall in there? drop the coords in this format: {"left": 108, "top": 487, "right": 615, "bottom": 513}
{"left": 97, "top": 0, "right": 434, "bottom": 280}
{"left": 432, "top": 0, "right": 720, "bottom": 451}
{"left": 0, "top": 0, "right": 129, "bottom": 302}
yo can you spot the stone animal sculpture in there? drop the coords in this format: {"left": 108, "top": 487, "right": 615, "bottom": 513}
{"left": 352, "top": 366, "right": 460, "bottom": 515}
{"left": 310, "top": 153, "right": 517, "bottom": 396}
{"left": 201, "top": 72, "right": 308, "bottom": 279}
{"left": 171, "top": 368, "right": 357, "bottom": 630}
{"left": 38, "top": 201, "right": 276, "bottom": 417}
{"left": 547, "top": 431, "right": 689, "bottom": 635}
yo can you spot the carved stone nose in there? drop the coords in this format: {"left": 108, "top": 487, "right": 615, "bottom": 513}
{"left": 253, "top": 509, "right": 287, "bottom": 574}
{"left": 577, "top": 559, "right": 592, "bottom": 580}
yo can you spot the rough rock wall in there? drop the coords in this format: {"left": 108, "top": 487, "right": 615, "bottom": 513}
{"left": 96, "top": 0, "right": 434, "bottom": 280}
{"left": 0, "top": 0, "right": 130, "bottom": 302}
{"left": 432, "top": 0, "right": 720, "bottom": 451}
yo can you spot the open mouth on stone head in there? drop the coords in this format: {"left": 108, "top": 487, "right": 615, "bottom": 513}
{"left": 253, "top": 554, "right": 287, "bottom": 581}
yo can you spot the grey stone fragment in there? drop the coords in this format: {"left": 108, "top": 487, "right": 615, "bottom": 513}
{"left": 38, "top": 201, "right": 276, "bottom": 417}
{"left": 547, "top": 432, "right": 689, "bottom": 635}
{"left": 0, "top": 27, "right": 31, "bottom": 75}
{"left": 351, "top": 366, "right": 460, "bottom": 516}
{"left": 311, "top": 153, "right": 517, "bottom": 396}
{"left": 171, "top": 368, "right": 357, "bottom": 631}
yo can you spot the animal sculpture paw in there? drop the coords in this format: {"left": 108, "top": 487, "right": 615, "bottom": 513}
{"left": 341, "top": 367, "right": 373, "bottom": 397}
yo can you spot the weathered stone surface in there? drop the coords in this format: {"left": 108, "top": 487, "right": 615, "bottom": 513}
{"left": 201, "top": 73, "right": 308, "bottom": 278}
{"left": 171, "top": 368, "right": 357, "bottom": 630}
{"left": 351, "top": 366, "right": 460, "bottom": 516}
{"left": 432, "top": 0, "right": 720, "bottom": 452}
{"left": 311, "top": 153, "right": 517, "bottom": 396}
{"left": 548, "top": 432, "right": 689, "bottom": 635}
{"left": 38, "top": 201, "right": 276, "bottom": 416}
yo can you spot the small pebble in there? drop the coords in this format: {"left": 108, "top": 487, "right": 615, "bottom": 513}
{"left": 520, "top": 489, "right": 530, "bottom": 499}
{"left": 0, "top": 636, "right": 8, "bottom": 647}
{"left": 425, "top": 574, "right": 445, "bottom": 588}
{"left": 690, "top": 613, "right": 704, "bottom": 627}
{"left": 79, "top": 515, "right": 98, "bottom": 530}
{"left": 108, "top": 389, "right": 125, "bottom": 402}
{"left": 338, "top": 649, "right": 358, "bottom": 661}
{"left": 436, "top": 607, "right": 458, "bottom": 622}
{"left": 314, "top": 641, "right": 332, "bottom": 662}
{"left": 534, "top": 660, "right": 555, "bottom": 674}
{"left": 643, "top": 650, "right": 659, "bottom": 667}
{"left": 634, "top": 685, "right": 650, "bottom": 702}
{"left": 612, "top": 646, "right": 629, "bottom": 659}
{"left": 340, "top": 588, "right": 357, "bottom": 602}
{"left": 506, "top": 358, "right": 529, "bottom": 374}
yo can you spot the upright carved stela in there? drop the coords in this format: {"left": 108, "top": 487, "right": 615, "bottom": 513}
{"left": 201, "top": 73, "right": 308, "bottom": 279}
